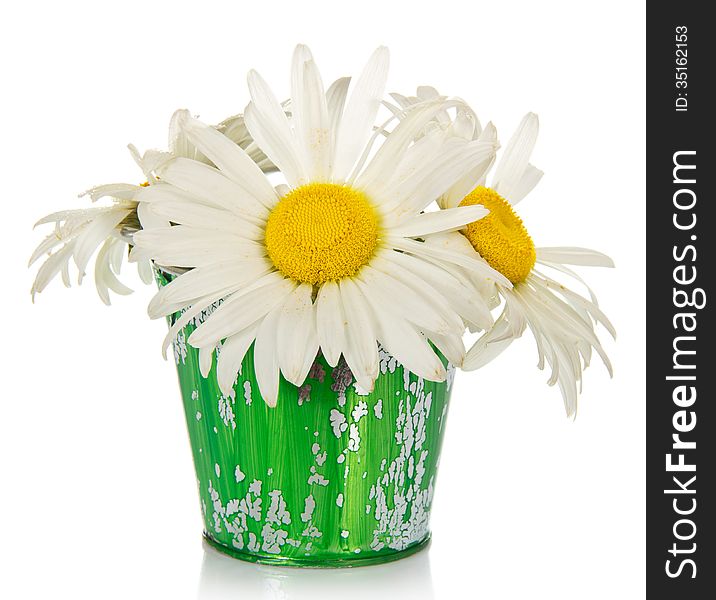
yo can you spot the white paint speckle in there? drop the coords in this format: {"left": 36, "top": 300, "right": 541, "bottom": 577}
{"left": 336, "top": 493, "right": 344, "bottom": 508}
{"left": 374, "top": 399, "right": 383, "bottom": 419}
{"left": 378, "top": 346, "right": 398, "bottom": 374}
{"left": 234, "top": 465, "right": 245, "bottom": 483}
{"left": 311, "top": 443, "right": 320, "bottom": 455}
{"left": 351, "top": 401, "right": 368, "bottom": 422}
{"left": 214, "top": 464, "right": 221, "bottom": 477}
{"left": 348, "top": 423, "right": 361, "bottom": 452}
{"left": 329, "top": 409, "right": 348, "bottom": 437}
{"left": 307, "top": 466, "right": 330, "bottom": 486}
{"left": 300, "top": 495, "right": 315, "bottom": 522}
{"left": 243, "top": 380, "right": 252, "bottom": 405}
{"left": 446, "top": 362, "right": 456, "bottom": 390}
{"left": 218, "top": 390, "right": 237, "bottom": 430}
{"left": 341, "top": 530, "right": 349, "bottom": 538}
{"left": 266, "top": 490, "right": 291, "bottom": 525}
{"left": 367, "top": 372, "right": 437, "bottom": 553}
{"left": 195, "top": 411, "right": 202, "bottom": 420}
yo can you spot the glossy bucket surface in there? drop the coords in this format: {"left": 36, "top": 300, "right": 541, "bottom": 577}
{"left": 161, "top": 272, "right": 455, "bottom": 567}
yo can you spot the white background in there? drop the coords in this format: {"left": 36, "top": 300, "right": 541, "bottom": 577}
{"left": 1, "top": 1, "right": 645, "bottom": 598}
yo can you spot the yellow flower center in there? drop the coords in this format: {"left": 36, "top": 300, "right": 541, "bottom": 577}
{"left": 459, "top": 186, "right": 536, "bottom": 284}
{"left": 265, "top": 183, "right": 381, "bottom": 285}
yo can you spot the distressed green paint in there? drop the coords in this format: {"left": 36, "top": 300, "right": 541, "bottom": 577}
{"left": 160, "top": 271, "right": 454, "bottom": 567}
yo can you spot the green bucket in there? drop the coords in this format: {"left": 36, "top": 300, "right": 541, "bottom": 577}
{"left": 160, "top": 271, "right": 454, "bottom": 567}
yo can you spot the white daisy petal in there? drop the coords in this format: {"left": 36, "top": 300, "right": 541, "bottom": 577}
{"left": 523, "top": 279, "right": 613, "bottom": 375}
{"left": 245, "top": 69, "right": 306, "bottom": 185}
{"left": 357, "top": 264, "right": 462, "bottom": 336}
{"left": 60, "top": 261, "right": 71, "bottom": 287}
{"left": 216, "top": 323, "right": 261, "bottom": 396}
{"left": 439, "top": 122, "right": 499, "bottom": 208}
{"left": 137, "top": 259, "right": 154, "bottom": 285}
{"left": 338, "top": 279, "right": 379, "bottom": 391}
{"left": 371, "top": 130, "right": 444, "bottom": 204}
{"left": 199, "top": 345, "right": 214, "bottom": 378}
{"left": 333, "top": 46, "right": 390, "bottom": 180}
{"left": 148, "top": 259, "right": 272, "bottom": 318}
{"left": 177, "top": 112, "right": 278, "bottom": 208}
{"left": 187, "top": 274, "right": 294, "bottom": 348}
{"left": 80, "top": 183, "right": 139, "bottom": 202}
{"left": 277, "top": 283, "right": 319, "bottom": 386}
{"left": 535, "top": 260, "right": 600, "bottom": 304}
{"left": 382, "top": 138, "right": 498, "bottom": 222}
{"left": 509, "top": 164, "right": 543, "bottom": 205}
{"left": 388, "top": 92, "right": 411, "bottom": 109}
{"left": 128, "top": 144, "right": 171, "bottom": 182}
{"left": 315, "top": 281, "right": 346, "bottom": 367}
{"left": 492, "top": 112, "right": 539, "bottom": 199}
{"left": 356, "top": 100, "right": 449, "bottom": 195}
{"left": 389, "top": 235, "right": 512, "bottom": 288}
{"left": 427, "top": 332, "right": 466, "bottom": 368}
{"left": 291, "top": 46, "right": 331, "bottom": 181}
{"left": 146, "top": 200, "right": 263, "bottom": 240}
{"left": 160, "top": 290, "right": 227, "bottom": 359}
{"left": 416, "top": 85, "right": 440, "bottom": 101}
{"left": 136, "top": 200, "right": 170, "bottom": 231}
{"left": 377, "top": 249, "right": 494, "bottom": 331}
{"left": 451, "top": 110, "right": 477, "bottom": 140}
{"left": 389, "top": 205, "right": 489, "bottom": 238}
{"left": 29, "top": 229, "right": 74, "bottom": 267}
{"left": 536, "top": 247, "right": 615, "bottom": 268}
{"left": 537, "top": 275, "right": 616, "bottom": 339}
{"left": 503, "top": 281, "right": 603, "bottom": 419}
{"left": 168, "top": 109, "right": 205, "bottom": 163}
{"left": 73, "top": 208, "right": 131, "bottom": 283}
{"left": 254, "top": 303, "right": 283, "bottom": 407}
{"left": 94, "top": 239, "right": 134, "bottom": 305}
{"left": 108, "top": 236, "right": 125, "bottom": 273}
{"left": 136, "top": 181, "right": 196, "bottom": 205}
{"left": 133, "top": 226, "right": 264, "bottom": 268}
{"left": 33, "top": 207, "right": 102, "bottom": 229}
{"left": 463, "top": 310, "right": 520, "bottom": 370}
{"left": 356, "top": 279, "right": 446, "bottom": 382}
{"left": 31, "top": 243, "right": 75, "bottom": 300}
{"left": 155, "top": 157, "right": 269, "bottom": 221}
{"left": 326, "top": 76, "right": 351, "bottom": 148}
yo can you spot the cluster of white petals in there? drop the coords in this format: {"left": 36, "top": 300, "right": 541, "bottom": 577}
{"left": 30, "top": 45, "right": 614, "bottom": 416}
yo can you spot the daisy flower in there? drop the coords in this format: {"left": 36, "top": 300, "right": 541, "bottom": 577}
{"left": 29, "top": 183, "right": 152, "bottom": 304}
{"left": 29, "top": 110, "right": 266, "bottom": 304}
{"left": 429, "top": 111, "right": 615, "bottom": 417}
{"left": 133, "top": 45, "right": 506, "bottom": 406}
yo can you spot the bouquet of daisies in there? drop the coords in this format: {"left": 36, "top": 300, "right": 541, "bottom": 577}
{"left": 30, "top": 45, "right": 614, "bottom": 417}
